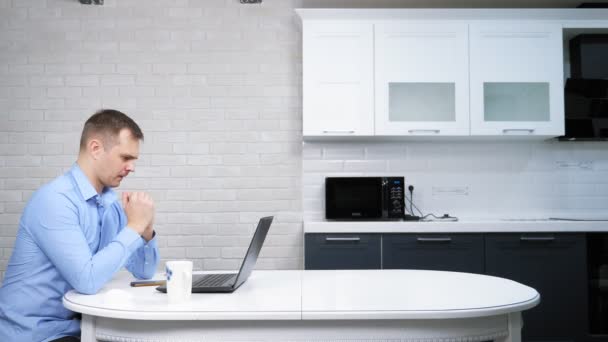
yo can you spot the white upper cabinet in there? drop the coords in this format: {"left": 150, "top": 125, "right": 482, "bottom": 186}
{"left": 297, "top": 9, "right": 608, "bottom": 139}
{"left": 302, "top": 21, "right": 374, "bottom": 136}
{"left": 375, "top": 22, "right": 470, "bottom": 136}
{"left": 469, "top": 22, "right": 565, "bottom": 136}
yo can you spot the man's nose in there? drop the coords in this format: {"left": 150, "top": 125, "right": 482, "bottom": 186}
{"left": 126, "top": 162, "right": 135, "bottom": 173}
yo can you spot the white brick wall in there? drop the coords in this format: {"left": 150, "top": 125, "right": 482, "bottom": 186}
{"left": 0, "top": 0, "right": 303, "bottom": 281}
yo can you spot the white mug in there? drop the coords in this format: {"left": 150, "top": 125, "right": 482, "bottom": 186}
{"left": 165, "top": 260, "right": 193, "bottom": 303}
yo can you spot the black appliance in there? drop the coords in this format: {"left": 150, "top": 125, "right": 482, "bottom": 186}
{"left": 570, "top": 34, "right": 608, "bottom": 79}
{"left": 563, "top": 78, "right": 608, "bottom": 140}
{"left": 577, "top": 3, "right": 608, "bottom": 8}
{"left": 561, "top": 34, "right": 608, "bottom": 140}
{"left": 325, "top": 177, "right": 405, "bottom": 220}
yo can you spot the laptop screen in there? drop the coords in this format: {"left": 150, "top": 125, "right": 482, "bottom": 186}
{"left": 233, "top": 216, "right": 273, "bottom": 288}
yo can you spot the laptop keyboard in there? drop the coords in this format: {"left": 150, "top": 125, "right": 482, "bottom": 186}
{"left": 193, "top": 273, "right": 236, "bottom": 287}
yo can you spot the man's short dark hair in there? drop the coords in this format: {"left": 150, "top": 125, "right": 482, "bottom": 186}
{"left": 79, "top": 109, "right": 144, "bottom": 151}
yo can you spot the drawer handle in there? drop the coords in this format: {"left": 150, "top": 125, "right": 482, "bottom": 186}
{"left": 325, "top": 237, "right": 361, "bottom": 242}
{"left": 417, "top": 237, "right": 452, "bottom": 243}
{"left": 520, "top": 236, "right": 555, "bottom": 242}
{"left": 408, "top": 129, "right": 440, "bottom": 134}
{"left": 502, "top": 129, "right": 535, "bottom": 134}
{"left": 322, "top": 130, "right": 355, "bottom": 134}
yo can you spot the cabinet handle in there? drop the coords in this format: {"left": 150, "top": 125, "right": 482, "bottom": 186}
{"left": 520, "top": 236, "right": 555, "bottom": 242}
{"left": 322, "top": 130, "right": 355, "bottom": 134}
{"left": 325, "top": 237, "right": 361, "bottom": 242}
{"left": 480, "top": 32, "right": 551, "bottom": 39}
{"left": 408, "top": 129, "right": 440, "bottom": 134}
{"left": 417, "top": 237, "right": 452, "bottom": 243}
{"left": 502, "top": 129, "right": 535, "bottom": 134}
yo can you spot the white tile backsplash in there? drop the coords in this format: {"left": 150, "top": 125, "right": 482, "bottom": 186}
{"left": 303, "top": 141, "right": 608, "bottom": 221}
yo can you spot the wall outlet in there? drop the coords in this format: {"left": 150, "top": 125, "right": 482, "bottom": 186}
{"left": 556, "top": 161, "right": 594, "bottom": 171}
{"left": 432, "top": 186, "right": 469, "bottom": 197}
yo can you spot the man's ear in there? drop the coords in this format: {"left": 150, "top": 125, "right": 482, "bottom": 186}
{"left": 88, "top": 138, "right": 104, "bottom": 160}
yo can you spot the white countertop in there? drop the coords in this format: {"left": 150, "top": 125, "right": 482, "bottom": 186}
{"left": 305, "top": 219, "right": 608, "bottom": 233}
{"left": 64, "top": 270, "right": 539, "bottom": 321}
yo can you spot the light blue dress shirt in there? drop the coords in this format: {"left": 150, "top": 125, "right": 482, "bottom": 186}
{"left": 0, "top": 164, "right": 160, "bottom": 342}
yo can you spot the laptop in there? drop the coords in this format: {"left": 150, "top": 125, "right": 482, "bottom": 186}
{"left": 156, "top": 216, "right": 273, "bottom": 293}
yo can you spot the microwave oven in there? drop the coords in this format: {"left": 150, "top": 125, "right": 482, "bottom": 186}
{"left": 325, "top": 177, "right": 405, "bottom": 220}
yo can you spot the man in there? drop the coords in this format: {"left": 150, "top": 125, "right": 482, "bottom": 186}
{"left": 0, "top": 109, "right": 160, "bottom": 342}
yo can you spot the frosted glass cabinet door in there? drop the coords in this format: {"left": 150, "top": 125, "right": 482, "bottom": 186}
{"left": 375, "top": 22, "right": 470, "bottom": 136}
{"left": 302, "top": 21, "right": 374, "bottom": 136}
{"left": 469, "top": 22, "right": 564, "bottom": 136}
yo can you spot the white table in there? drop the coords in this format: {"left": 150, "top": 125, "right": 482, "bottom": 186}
{"left": 63, "top": 270, "right": 539, "bottom": 342}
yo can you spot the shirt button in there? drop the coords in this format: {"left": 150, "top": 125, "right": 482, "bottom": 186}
{"left": 145, "top": 262, "right": 149, "bottom": 265}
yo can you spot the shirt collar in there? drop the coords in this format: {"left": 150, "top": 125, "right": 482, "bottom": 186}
{"left": 70, "top": 163, "right": 99, "bottom": 201}
{"left": 100, "top": 187, "right": 117, "bottom": 207}
{"left": 70, "top": 163, "right": 117, "bottom": 206}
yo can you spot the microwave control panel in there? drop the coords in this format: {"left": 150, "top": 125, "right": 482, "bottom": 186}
{"left": 386, "top": 177, "right": 405, "bottom": 218}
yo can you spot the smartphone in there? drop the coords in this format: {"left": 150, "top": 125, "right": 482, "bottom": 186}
{"left": 130, "top": 279, "right": 166, "bottom": 287}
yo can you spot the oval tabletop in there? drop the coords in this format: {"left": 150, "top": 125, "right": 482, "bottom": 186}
{"left": 63, "top": 270, "right": 303, "bottom": 320}
{"left": 64, "top": 270, "right": 539, "bottom": 321}
{"left": 301, "top": 269, "right": 540, "bottom": 320}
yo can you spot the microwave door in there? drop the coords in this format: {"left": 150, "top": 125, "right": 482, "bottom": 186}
{"left": 326, "top": 178, "right": 383, "bottom": 219}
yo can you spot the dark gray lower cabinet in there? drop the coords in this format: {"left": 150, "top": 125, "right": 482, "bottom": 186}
{"left": 383, "top": 234, "right": 484, "bottom": 274}
{"left": 305, "top": 233, "right": 381, "bottom": 270}
{"left": 485, "top": 233, "right": 588, "bottom": 342}
{"left": 587, "top": 233, "right": 608, "bottom": 341}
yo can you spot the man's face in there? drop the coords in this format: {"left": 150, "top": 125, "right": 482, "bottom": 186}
{"left": 97, "top": 129, "right": 139, "bottom": 188}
